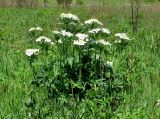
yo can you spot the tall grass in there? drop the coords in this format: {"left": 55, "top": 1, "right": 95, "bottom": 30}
{"left": 0, "top": 3, "right": 160, "bottom": 118}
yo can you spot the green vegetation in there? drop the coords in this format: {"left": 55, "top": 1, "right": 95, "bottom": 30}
{"left": 0, "top": 1, "right": 160, "bottom": 119}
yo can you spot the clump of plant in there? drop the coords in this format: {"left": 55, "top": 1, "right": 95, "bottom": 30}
{"left": 25, "top": 13, "right": 132, "bottom": 118}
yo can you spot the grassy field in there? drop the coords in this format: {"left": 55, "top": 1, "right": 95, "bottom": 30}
{"left": 0, "top": 1, "right": 160, "bottom": 119}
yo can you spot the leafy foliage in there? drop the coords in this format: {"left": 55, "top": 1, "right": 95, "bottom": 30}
{"left": 24, "top": 13, "right": 132, "bottom": 118}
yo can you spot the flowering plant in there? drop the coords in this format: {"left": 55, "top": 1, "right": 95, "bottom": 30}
{"left": 25, "top": 13, "right": 131, "bottom": 118}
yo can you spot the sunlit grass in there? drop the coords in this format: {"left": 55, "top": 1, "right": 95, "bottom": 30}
{"left": 0, "top": 3, "right": 160, "bottom": 118}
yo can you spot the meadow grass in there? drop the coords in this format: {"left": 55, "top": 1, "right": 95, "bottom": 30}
{"left": 0, "top": 3, "right": 160, "bottom": 119}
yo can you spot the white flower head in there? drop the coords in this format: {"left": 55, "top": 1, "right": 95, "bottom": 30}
{"left": 115, "top": 33, "right": 130, "bottom": 40}
{"left": 73, "top": 39, "right": 87, "bottom": 46}
{"left": 29, "top": 27, "right": 43, "bottom": 32}
{"left": 76, "top": 33, "right": 88, "bottom": 41}
{"left": 53, "top": 30, "right": 73, "bottom": 38}
{"left": 50, "top": 42, "right": 55, "bottom": 45}
{"left": 84, "top": 19, "right": 103, "bottom": 26}
{"left": 35, "top": 36, "right": 52, "bottom": 44}
{"left": 61, "top": 30, "right": 73, "bottom": 37}
{"left": 89, "top": 28, "right": 110, "bottom": 35}
{"left": 36, "top": 27, "right": 43, "bottom": 31}
{"left": 60, "top": 13, "right": 79, "bottom": 21}
{"left": 101, "top": 28, "right": 110, "bottom": 34}
{"left": 25, "top": 49, "right": 39, "bottom": 57}
{"left": 96, "top": 39, "right": 111, "bottom": 46}
{"left": 107, "top": 61, "right": 113, "bottom": 67}
{"left": 89, "top": 28, "right": 101, "bottom": 34}
{"left": 58, "top": 39, "right": 62, "bottom": 43}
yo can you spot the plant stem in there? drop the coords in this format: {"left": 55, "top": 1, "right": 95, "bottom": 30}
{"left": 29, "top": 59, "right": 36, "bottom": 78}
{"left": 79, "top": 46, "right": 82, "bottom": 81}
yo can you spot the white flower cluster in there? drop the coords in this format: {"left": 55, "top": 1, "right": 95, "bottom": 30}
{"left": 96, "top": 39, "right": 111, "bottom": 46}
{"left": 73, "top": 39, "right": 87, "bottom": 46}
{"left": 115, "top": 33, "right": 130, "bottom": 43}
{"left": 25, "top": 49, "right": 39, "bottom": 57}
{"left": 58, "top": 39, "right": 62, "bottom": 43}
{"left": 36, "top": 36, "right": 54, "bottom": 45}
{"left": 101, "top": 28, "right": 110, "bottom": 34}
{"left": 89, "top": 28, "right": 110, "bottom": 34}
{"left": 60, "top": 13, "right": 80, "bottom": 21}
{"left": 61, "top": 30, "right": 73, "bottom": 37}
{"left": 73, "top": 33, "right": 89, "bottom": 46}
{"left": 84, "top": 19, "right": 103, "bottom": 26}
{"left": 76, "top": 33, "right": 88, "bottom": 41}
{"left": 29, "top": 27, "right": 43, "bottom": 32}
{"left": 106, "top": 61, "right": 113, "bottom": 67}
{"left": 115, "top": 33, "right": 130, "bottom": 40}
{"left": 53, "top": 30, "right": 73, "bottom": 38}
